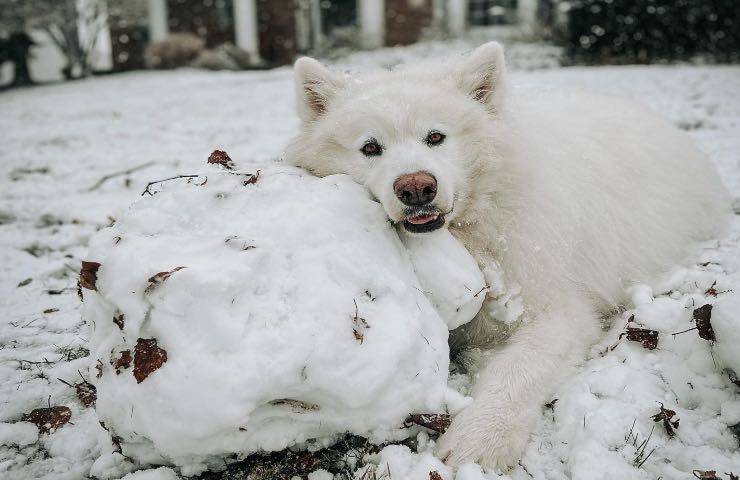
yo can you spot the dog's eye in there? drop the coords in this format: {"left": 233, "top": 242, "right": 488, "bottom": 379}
{"left": 426, "top": 131, "right": 446, "bottom": 146}
{"left": 361, "top": 140, "right": 382, "bottom": 157}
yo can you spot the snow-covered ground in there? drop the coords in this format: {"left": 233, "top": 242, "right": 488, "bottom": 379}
{"left": 1, "top": 39, "right": 739, "bottom": 480}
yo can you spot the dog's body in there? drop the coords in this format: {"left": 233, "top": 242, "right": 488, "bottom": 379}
{"left": 284, "top": 43, "right": 730, "bottom": 470}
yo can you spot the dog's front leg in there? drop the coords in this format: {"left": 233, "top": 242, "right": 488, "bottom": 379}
{"left": 436, "top": 295, "right": 601, "bottom": 471}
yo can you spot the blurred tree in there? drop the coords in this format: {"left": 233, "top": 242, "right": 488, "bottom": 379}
{"left": 562, "top": 0, "right": 740, "bottom": 64}
{"left": 0, "top": 32, "right": 36, "bottom": 86}
{"left": 0, "top": 0, "right": 108, "bottom": 79}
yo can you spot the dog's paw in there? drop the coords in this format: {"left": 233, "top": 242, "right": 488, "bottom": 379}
{"left": 435, "top": 401, "right": 533, "bottom": 472}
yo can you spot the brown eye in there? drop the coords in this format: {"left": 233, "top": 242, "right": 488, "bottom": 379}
{"left": 426, "top": 131, "right": 445, "bottom": 146}
{"left": 361, "top": 140, "right": 382, "bottom": 157}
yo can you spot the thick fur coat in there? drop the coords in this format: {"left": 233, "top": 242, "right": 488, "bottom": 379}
{"left": 284, "top": 43, "right": 730, "bottom": 470}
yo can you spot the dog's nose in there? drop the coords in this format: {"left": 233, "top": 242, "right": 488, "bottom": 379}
{"left": 393, "top": 171, "right": 437, "bottom": 206}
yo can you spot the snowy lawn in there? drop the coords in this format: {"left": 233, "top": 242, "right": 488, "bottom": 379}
{"left": 1, "top": 40, "right": 739, "bottom": 480}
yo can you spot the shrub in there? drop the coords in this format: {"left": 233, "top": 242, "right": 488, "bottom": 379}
{"left": 144, "top": 33, "right": 205, "bottom": 69}
{"left": 191, "top": 43, "right": 251, "bottom": 71}
{"left": 562, "top": 0, "right": 740, "bottom": 63}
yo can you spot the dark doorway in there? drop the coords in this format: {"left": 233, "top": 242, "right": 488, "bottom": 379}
{"left": 167, "top": 0, "right": 236, "bottom": 47}
{"left": 468, "top": 0, "right": 519, "bottom": 26}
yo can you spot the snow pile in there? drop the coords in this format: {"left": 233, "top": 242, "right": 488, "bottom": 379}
{"left": 82, "top": 160, "right": 484, "bottom": 472}
{"left": 713, "top": 291, "right": 740, "bottom": 379}
{"left": 401, "top": 233, "right": 486, "bottom": 330}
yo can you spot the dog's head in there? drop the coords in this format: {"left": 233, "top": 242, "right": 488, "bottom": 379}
{"left": 284, "top": 42, "right": 508, "bottom": 234}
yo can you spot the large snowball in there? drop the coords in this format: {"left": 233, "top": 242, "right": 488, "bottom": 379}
{"left": 83, "top": 165, "right": 481, "bottom": 471}
{"left": 401, "top": 232, "right": 486, "bottom": 330}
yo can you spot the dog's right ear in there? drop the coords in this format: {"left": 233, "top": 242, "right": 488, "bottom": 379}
{"left": 294, "top": 57, "right": 346, "bottom": 123}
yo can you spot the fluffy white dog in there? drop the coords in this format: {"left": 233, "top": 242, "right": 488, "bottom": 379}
{"left": 284, "top": 43, "right": 730, "bottom": 470}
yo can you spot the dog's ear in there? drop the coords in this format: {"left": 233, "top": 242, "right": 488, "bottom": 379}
{"left": 294, "top": 57, "right": 346, "bottom": 123}
{"left": 456, "top": 42, "right": 506, "bottom": 112}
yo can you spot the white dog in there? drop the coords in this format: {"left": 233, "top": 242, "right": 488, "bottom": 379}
{"left": 284, "top": 43, "right": 730, "bottom": 470}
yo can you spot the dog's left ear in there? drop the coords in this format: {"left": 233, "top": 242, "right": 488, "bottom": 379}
{"left": 456, "top": 42, "right": 507, "bottom": 112}
{"left": 294, "top": 57, "right": 347, "bottom": 123}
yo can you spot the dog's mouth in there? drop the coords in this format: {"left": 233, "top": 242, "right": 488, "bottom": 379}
{"left": 402, "top": 208, "right": 446, "bottom": 233}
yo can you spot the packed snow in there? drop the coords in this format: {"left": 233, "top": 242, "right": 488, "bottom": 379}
{"left": 1, "top": 38, "right": 739, "bottom": 480}
{"left": 84, "top": 163, "right": 481, "bottom": 473}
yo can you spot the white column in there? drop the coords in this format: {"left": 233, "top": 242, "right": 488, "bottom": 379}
{"left": 309, "top": 0, "right": 324, "bottom": 54}
{"left": 447, "top": 0, "right": 467, "bottom": 37}
{"left": 431, "top": 0, "right": 446, "bottom": 33}
{"left": 359, "top": 0, "right": 384, "bottom": 49}
{"left": 148, "top": 0, "right": 169, "bottom": 42}
{"left": 517, "top": 0, "right": 538, "bottom": 34}
{"left": 234, "top": 0, "right": 260, "bottom": 60}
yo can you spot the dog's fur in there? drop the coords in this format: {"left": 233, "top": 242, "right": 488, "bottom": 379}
{"left": 283, "top": 43, "right": 731, "bottom": 470}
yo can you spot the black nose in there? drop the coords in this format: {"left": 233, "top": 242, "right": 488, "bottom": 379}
{"left": 393, "top": 171, "right": 437, "bottom": 206}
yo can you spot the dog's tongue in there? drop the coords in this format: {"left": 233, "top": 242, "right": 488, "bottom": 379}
{"left": 407, "top": 214, "right": 438, "bottom": 225}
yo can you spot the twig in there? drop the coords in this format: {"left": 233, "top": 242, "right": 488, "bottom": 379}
{"left": 86, "top": 161, "right": 156, "bottom": 191}
{"left": 672, "top": 326, "right": 698, "bottom": 338}
{"left": 141, "top": 175, "right": 203, "bottom": 196}
{"left": 57, "top": 377, "right": 74, "bottom": 387}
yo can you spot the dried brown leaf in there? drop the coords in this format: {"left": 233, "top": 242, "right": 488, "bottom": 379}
{"left": 208, "top": 150, "right": 235, "bottom": 170}
{"left": 622, "top": 326, "right": 659, "bottom": 350}
{"left": 133, "top": 338, "right": 168, "bottom": 383}
{"left": 112, "top": 350, "right": 132, "bottom": 374}
{"left": 22, "top": 406, "right": 72, "bottom": 434}
{"left": 76, "top": 381, "right": 96, "bottom": 408}
{"left": 244, "top": 169, "right": 261, "bottom": 185}
{"left": 351, "top": 300, "right": 370, "bottom": 344}
{"left": 692, "top": 471, "right": 720, "bottom": 480}
{"left": 145, "top": 266, "right": 186, "bottom": 294}
{"left": 404, "top": 413, "right": 451, "bottom": 434}
{"left": 693, "top": 304, "right": 715, "bottom": 341}
{"left": 652, "top": 403, "right": 680, "bottom": 437}
{"left": 80, "top": 261, "right": 101, "bottom": 291}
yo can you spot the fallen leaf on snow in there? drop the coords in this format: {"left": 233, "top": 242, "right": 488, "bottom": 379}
{"left": 112, "top": 350, "right": 132, "bottom": 374}
{"left": 693, "top": 304, "right": 715, "bottom": 341}
{"left": 80, "top": 261, "right": 101, "bottom": 291}
{"left": 113, "top": 313, "right": 125, "bottom": 330}
{"left": 652, "top": 403, "right": 680, "bottom": 437}
{"left": 22, "top": 406, "right": 72, "bottom": 434}
{"left": 76, "top": 381, "right": 97, "bottom": 408}
{"left": 622, "top": 325, "right": 659, "bottom": 350}
{"left": 145, "top": 266, "right": 186, "bottom": 294}
{"left": 692, "top": 470, "right": 720, "bottom": 480}
{"left": 208, "top": 150, "right": 235, "bottom": 170}
{"left": 404, "top": 413, "right": 451, "bottom": 434}
{"left": 133, "top": 338, "right": 168, "bottom": 383}
{"left": 244, "top": 170, "right": 261, "bottom": 185}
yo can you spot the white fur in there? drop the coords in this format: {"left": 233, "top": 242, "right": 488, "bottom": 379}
{"left": 284, "top": 43, "right": 731, "bottom": 471}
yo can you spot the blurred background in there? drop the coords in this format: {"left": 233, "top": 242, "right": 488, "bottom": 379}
{"left": 1, "top": 0, "right": 738, "bottom": 88}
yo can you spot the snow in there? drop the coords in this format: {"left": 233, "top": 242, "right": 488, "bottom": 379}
{"left": 401, "top": 231, "right": 487, "bottom": 330}
{"left": 0, "top": 422, "right": 38, "bottom": 447}
{"left": 713, "top": 291, "right": 740, "bottom": 376}
{"left": 1, "top": 38, "right": 739, "bottom": 480}
{"left": 120, "top": 467, "right": 179, "bottom": 480}
{"left": 84, "top": 164, "right": 474, "bottom": 471}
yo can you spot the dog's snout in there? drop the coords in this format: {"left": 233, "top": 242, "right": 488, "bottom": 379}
{"left": 393, "top": 171, "right": 437, "bottom": 206}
